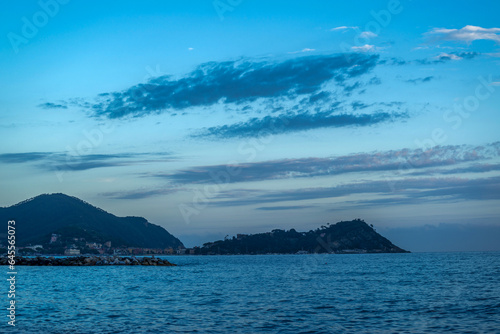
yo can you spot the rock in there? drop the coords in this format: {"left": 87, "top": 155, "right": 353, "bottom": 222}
{"left": 0, "top": 255, "right": 176, "bottom": 266}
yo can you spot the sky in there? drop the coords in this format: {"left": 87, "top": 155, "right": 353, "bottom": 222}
{"left": 1, "top": 0, "right": 499, "bottom": 251}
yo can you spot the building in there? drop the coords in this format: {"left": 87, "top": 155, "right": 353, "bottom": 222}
{"left": 50, "top": 234, "right": 60, "bottom": 244}
{"left": 86, "top": 242, "right": 102, "bottom": 250}
{"left": 113, "top": 248, "right": 127, "bottom": 255}
{"left": 64, "top": 248, "right": 80, "bottom": 256}
{"left": 25, "top": 245, "right": 44, "bottom": 251}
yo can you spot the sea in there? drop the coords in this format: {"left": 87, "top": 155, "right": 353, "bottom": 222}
{"left": 6, "top": 252, "right": 500, "bottom": 333}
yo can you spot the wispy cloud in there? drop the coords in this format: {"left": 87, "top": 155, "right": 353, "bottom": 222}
{"left": 62, "top": 53, "right": 379, "bottom": 119}
{"left": 351, "top": 44, "right": 377, "bottom": 52}
{"left": 255, "top": 205, "right": 316, "bottom": 211}
{"left": 0, "top": 152, "right": 173, "bottom": 172}
{"left": 38, "top": 102, "right": 68, "bottom": 110}
{"left": 288, "top": 48, "right": 316, "bottom": 54}
{"left": 408, "top": 163, "right": 500, "bottom": 177}
{"left": 100, "top": 188, "right": 179, "bottom": 200}
{"left": 194, "top": 110, "right": 407, "bottom": 139}
{"left": 405, "top": 76, "right": 434, "bottom": 84}
{"left": 209, "top": 176, "right": 500, "bottom": 207}
{"left": 359, "top": 31, "right": 377, "bottom": 39}
{"left": 416, "top": 51, "right": 479, "bottom": 64}
{"left": 428, "top": 25, "right": 500, "bottom": 44}
{"left": 0, "top": 152, "right": 54, "bottom": 163}
{"left": 154, "top": 142, "right": 500, "bottom": 185}
{"left": 331, "top": 26, "right": 358, "bottom": 31}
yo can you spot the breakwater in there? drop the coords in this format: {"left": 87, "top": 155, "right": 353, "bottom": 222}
{"left": 0, "top": 256, "right": 176, "bottom": 266}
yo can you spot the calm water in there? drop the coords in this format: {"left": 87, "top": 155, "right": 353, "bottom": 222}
{"left": 6, "top": 252, "right": 500, "bottom": 333}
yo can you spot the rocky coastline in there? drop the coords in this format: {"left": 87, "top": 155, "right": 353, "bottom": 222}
{"left": 0, "top": 255, "right": 176, "bottom": 266}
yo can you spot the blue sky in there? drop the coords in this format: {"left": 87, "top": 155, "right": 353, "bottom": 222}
{"left": 1, "top": 0, "right": 500, "bottom": 250}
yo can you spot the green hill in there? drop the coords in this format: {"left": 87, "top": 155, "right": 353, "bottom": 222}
{"left": 0, "top": 193, "right": 183, "bottom": 249}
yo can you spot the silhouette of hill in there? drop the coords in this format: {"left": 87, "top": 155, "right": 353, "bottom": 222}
{"left": 0, "top": 193, "right": 183, "bottom": 249}
{"left": 196, "top": 219, "right": 408, "bottom": 254}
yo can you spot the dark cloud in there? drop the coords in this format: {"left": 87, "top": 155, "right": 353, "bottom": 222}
{"left": 455, "top": 51, "right": 480, "bottom": 59}
{"left": 38, "top": 102, "right": 68, "bottom": 109}
{"left": 383, "top": 57, "right": 408, "bottom": 66}
{"left": 0, "top": 152, "right": 53, "bottom": 163}
{"left": 255, "top": 205, "right": 316, "bottom": 211}
{"left": 100, "top": 188, "right": 179, "bottom": 200}
{"left": 194, "top": 110, "right": 407, "bottom": 139}
{"left": 308, "top": 91, "right": 331, "bottom": 104}
{"left": 0, "top": 152, "right": 173, "bottom": 172}
{"left": 415, "top": 52, "right": 480, "bottom": 65}
{"left": 408, "top": 163, "right": 500, "bottom": 176}
{"left": 209, "top": 176, "right": 500, "bottom": 207}
{"left": 353, "top": 177, "right": 500, "bottom": 206}
{"left": 405, "top": 76, "right": 434, "bottom": 84}
{"left": 351, "top": 101, "right": 372, "bottom": 110}
{"left": 368, "top": 77, "right": 382, "bottom": 85}
{"left": 65, "top": 53, "right": 379, "bottom": 119}
{"left": 155, "top": 142, "right": 500, "bottom": 185}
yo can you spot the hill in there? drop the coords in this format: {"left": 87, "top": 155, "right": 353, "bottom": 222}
{"left": 0, "top": 193, "right": 184, "bottom": 250}
{"left": 196, "top": 219, "right": 408, "bottom": 254}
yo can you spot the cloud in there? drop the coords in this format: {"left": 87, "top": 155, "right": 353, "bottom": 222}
{"left": 288, "top": 48, "right": 316, "bottom": 54}
{"left": 359, "top": 31, "right": 377, "bottom": 39}
{"left": 453, "top": 51, "right": 480, "bottom": 59}
{"left": 383, "top": 57, "right": 408, "bottom": 66}
{"left": 208, "top": 176, "right": 500, "bottom": 207}
{"left": 155, "top": 142, "right": 500, "bottom": 185}
{"left": 428, "top": 25, "right": 500, "bottom": 44}
{"left": 408, "top": 163, "right": 500, "bottom": 177}
{"left": 0, "top": 152, "right": 173, "bottom": 172}
{"left": 331, "top": 26, "right": 358, "bottom": 31}
{"left": 416, "top": 51, "right": 479, "bottom": 65}
{"left": 308, "top": 91, "right": 331, "bottom": 104}
{"left": 405, "top": 76, "right": 434, "bottom": 84}
{"left": 255, "top": 205, "right": 316, "bottom": 211}
{"left": 0, "top": 152, "right": 54, "bottom": 163}
{"left": 70, "top": 53, "right": 379, "bottom": 119}
{"left": 351, "top": 44, "right": 376, "bottom": 52}
{"left": 351, "top": 101, "right": 372, "bottom": 110}
{"left": 100, "top": 188, "right": 179, "bottom": 200}
{"left": 194, "top": 110, "right": 407, "bottom": 139}
{"left": 38, "top": 102, "right": 68, "bottom": 109}
{"left": 436, "top": 52, "right": 463, "bottom": 61}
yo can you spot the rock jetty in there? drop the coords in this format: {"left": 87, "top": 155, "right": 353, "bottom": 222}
{"left": 0, "top": 256, "right": 176, "bottom": 266}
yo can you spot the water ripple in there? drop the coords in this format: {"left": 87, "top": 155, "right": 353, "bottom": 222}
{"left": 8, "top": 252, "right": 500, "bottom": 333}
